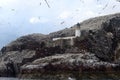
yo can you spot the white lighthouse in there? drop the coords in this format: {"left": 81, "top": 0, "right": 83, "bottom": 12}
{"left": 75, "top": 23, "right": 81, "bottom": 37}
{"left": 52, "top": 23, "right": 81, "bottom": 47}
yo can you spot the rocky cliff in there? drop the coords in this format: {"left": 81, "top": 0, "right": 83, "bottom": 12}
{"left": 0, "top": 13, "right": 120, "bottom": 79}
{"left": 0, "top": 33, "right": 64, "bottom": 77}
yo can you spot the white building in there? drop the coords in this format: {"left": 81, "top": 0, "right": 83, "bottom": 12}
{"left": 75, "top": 23, "right": 81, "bottom": 37}
{"left": 53, "top": 23, "right": 81, "bottom": 47}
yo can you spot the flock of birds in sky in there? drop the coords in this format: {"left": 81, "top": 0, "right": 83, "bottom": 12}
{"left": 0, "top": 0, "right": 120, "bottom": 26}
{"left": 42, "top": 0, "right": 120, "bottom": 25}
{"left": 43, "top": 0, "right": 119, "bottom": 11}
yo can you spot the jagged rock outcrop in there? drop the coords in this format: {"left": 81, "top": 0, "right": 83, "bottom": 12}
{"left": 0, "top": 34, "right": 64, "bottom": 77}
{"left": 86, "top": 30, "right": 114, "bottom": 61}
{"left": 20, "top": 53, "right": 120, "bottom": 79}
{"left": 0, "top": 34, "right": 46, "bottom": 77}
{"left": 48, "top": 13, "right": 120, "bottom": 62}
{"left": 1, "top": 13, "right": 120, "bottom": 78}
{"left": 1, "top": 33, "right": 48, "bottom": 53}
{"left": 86, "top": 17, "right": 120, "bottom": 62}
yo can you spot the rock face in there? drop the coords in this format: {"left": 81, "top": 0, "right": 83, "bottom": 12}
{"left": 1, "top": 13, "right": 120, "bottom": 78}
{"left": 0, "top": 50, "right": 36, "bottom": 76}
{"left": 86, "top": 30, "right": 114, "bottom": 61}
{"left": 86, "top": 17, "right": 120, "bottom": 62}
{"left": 20, "top": 53, "right": 120, "bottom": 79}
{"left": 1, "top": 33, "right": 48, "bottom": 52}
{"left": 0, "top": 34, "right": 64, "bottom": 77}
{"left": 21, "top": 53, "right": 116, "bottom": 73}
{"left": 0, "top": 34, "right": 46, "bottom": 77}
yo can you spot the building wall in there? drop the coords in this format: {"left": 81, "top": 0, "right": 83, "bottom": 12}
{"left": 53, "top": 39, "right": 73, "bottom": 48}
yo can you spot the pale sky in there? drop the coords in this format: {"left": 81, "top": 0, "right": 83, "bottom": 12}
{"left": 0, "top": 0, "right": 120, "bottom": 48}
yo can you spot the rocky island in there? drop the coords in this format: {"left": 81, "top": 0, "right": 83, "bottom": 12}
{"left": 0, "top": 13, "right": 120, "bottom": 79}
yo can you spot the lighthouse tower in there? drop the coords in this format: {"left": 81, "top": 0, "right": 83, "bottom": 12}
{"left": 75, "top": 23, "right": 81, "bottom": 37}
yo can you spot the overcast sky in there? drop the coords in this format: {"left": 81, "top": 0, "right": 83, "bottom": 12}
{"left": 0, "top": 0, "right": 120, "bottom": 48}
